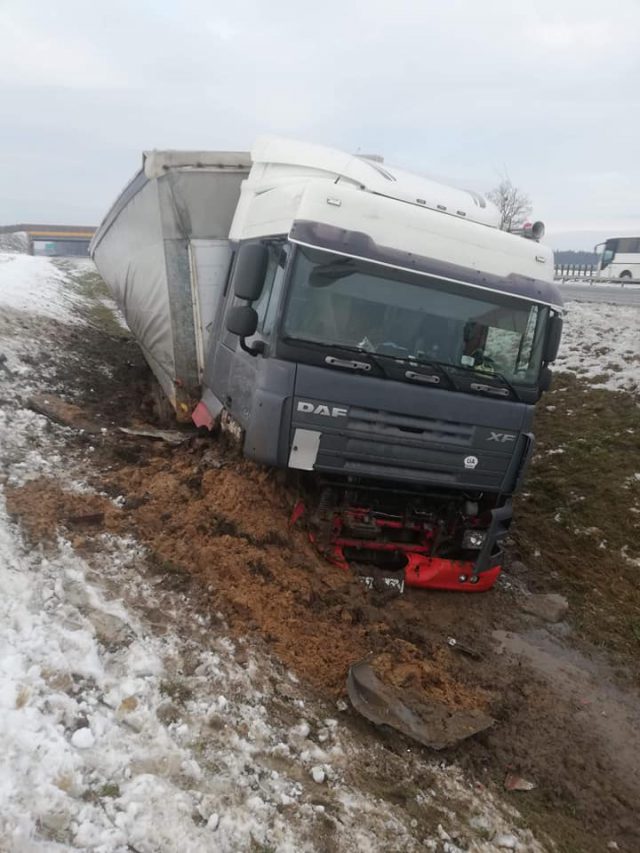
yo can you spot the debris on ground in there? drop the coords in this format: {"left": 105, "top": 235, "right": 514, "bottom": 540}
{"left": 27, "top": 392, "right": 101, "bottom": 433}
{"left": 504, "top": 773, "right": 537, "bottom": 792}
{"left": 347, "top": 660, "right": 495, "bottom": 750}
{"left": 447, "top": 636, "right": 483, "bottom": 660}
{"left": 118, "top": 425, "right": 193, "bottom": 445}
{"left": 520, "top": 593, "right": 569, "bottom": 623}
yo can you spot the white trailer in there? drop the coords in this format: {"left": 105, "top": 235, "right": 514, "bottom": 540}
{"left": 91, "top": 150, "right": 251, "bottom": 418}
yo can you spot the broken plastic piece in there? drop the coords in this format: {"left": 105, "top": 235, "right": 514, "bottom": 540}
{"left": 347, "top": 659, "right": 494, "bottom": 750}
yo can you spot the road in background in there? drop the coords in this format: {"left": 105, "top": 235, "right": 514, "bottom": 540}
{"left": 558, "top": 283, "right": 640, "bottom": 305}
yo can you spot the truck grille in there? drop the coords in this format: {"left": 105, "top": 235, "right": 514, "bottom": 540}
{"left": 346, "top": 406, "right": 475, "bottom": 445}
{"left": 295, "top": 403, "right": 516, "bottom": 490}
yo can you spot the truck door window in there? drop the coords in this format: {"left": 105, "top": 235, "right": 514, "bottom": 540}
{"left": 258, "top": 246, "right": 288, "bottom": 336}
{"left": 251, "top": 251, "right": 278, "bottom": 332}
{"left": 231, "top": 243, "right": 289, "bottom": 348}
{"left": 462, "top": 305, "right": 541, "bottom": 376}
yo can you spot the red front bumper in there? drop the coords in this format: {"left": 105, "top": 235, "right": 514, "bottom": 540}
{"left": 292, "top": 500, "right": 502, "bottom": 593}
{"left": 329, "top": 541, "right": 501, "bottom": 592}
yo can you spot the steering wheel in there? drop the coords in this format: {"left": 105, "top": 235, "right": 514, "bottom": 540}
{"left": 472, "top": 350, "right": 497, "bottom": 371}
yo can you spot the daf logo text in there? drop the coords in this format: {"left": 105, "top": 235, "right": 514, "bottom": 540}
{"left": 297, "top": 401, "right": 348, "bottom": 418}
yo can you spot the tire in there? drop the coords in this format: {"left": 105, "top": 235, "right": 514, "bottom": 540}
{"left": 620, "top": 271, "right": 632, "bottom": 280}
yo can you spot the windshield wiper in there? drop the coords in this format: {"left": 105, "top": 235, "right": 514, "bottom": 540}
{"left": 283, "top": 337, "right": 520, "bottom": 399}
{"left": 282, "top": 337, "right": 390, "bottom": 378}
{"left": 385, "top": 351, "right": 520, "bottom": 400}
{"left": 438, "top": 362, "right": 521, "bottom": 401}
{"left": 386, "top": 356, "right": 456, "bottom": 390}
{"left": 358, "top": 350, "right": 457, "bottom": 390}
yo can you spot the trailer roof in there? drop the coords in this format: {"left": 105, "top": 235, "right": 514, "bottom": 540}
{"left": 142, "top": 150, "right": 251, "bottom": 178}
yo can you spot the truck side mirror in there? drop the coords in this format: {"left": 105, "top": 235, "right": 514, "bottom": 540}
{"left": 544, "top": 314, "right": 563, "bottom": 363}
{"left": 226, "top": 305, "right": 258, "bottom": 338}
{"left": 232, "top": 243, "right": 269, "bottom": 301}
{"left": 539, "top": 365, "right": 553, "bottom": 392}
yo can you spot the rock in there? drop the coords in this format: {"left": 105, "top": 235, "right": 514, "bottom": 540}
{"left": 291, "top": 721, "right": 310, "bottom": 739}
{"left": 117, "top": 695, "right": 138, "bottom": 714}
{"left": 274, "top": 680, "right": 298, "bottom": 699}
{"left": 156, "top": 701, "right": 181, "bottom": 725}
{"left": 521, "top": 593, "right": 569, "bottom": 623}
{"left": 87, "top": 609, "right": 132, "bottom": 647}
{"left": 129, "top": 753, "right": 182, "bottom": 777}
{"left": 44, "top": 670, "right": 74, "bottom": 692}
{"left": 71, "top": 727, "right": 94, "bottom": 749}
{"left": 508, "top": 560, "right": 529, "bottom": 576}
{"left": 548, "top": 620, "right": 573, "bottom": 638}
{"left": 201, "top": 450, "right": 224, "bottom": 469}
{"left": 495, "top": 834, "right": 519, "bottom": 850}
{"left": 310, "top": 765, "right": 326, "bottom": 784}
{"left": 70, "top": 713, "right": 90, "bottom": 732}
{"left": 63, "top": 579, "right": 91, "bottom": 609}
{"left": 116, "top": 695, "right": 144, "bottom": 731}
{"left": 504, "top": 773, "right": 536, "bottom": 791}
{"left": 469, "top": 815, "right": 492, "bottom": 833}
{"left": 197, "top": 795, "right": 220, "bottom": 828}
{"left": 40, "top": 808, "right": 71, "bottom": 834}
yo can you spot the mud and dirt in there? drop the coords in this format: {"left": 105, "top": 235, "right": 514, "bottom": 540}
{"left": 6, "top": 300, "right": 640, "bottom": 852}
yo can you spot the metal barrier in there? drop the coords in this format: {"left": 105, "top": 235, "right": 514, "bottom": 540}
{"left": 554, "top": 264, "right": 636, "bottom": 284}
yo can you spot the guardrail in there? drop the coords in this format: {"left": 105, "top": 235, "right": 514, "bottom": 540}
{"left": 554, "top": 265, "right": 637, "bottom": 284}
{"left": 554, "top": 263, "right": 597, "bottom": 280}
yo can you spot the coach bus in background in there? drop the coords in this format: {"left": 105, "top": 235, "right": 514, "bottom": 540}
{"left": 595, "top": 236, "right": 640, "bottom": 280}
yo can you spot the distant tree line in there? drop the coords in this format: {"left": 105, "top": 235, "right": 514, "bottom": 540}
{"left": 553, "top": 250, "right": 598, "bottom": 266}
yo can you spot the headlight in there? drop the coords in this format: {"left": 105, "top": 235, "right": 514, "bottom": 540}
{"left": 462, "top": 529, "right": 486, "bottom": 550}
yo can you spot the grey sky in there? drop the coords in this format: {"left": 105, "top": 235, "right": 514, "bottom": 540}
{"left": 1, "top": 0, "right": 639, "bottom": 249}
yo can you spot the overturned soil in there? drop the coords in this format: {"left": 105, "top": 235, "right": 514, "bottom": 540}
{"left": 6, "top": 296, "right": 640, "bottom": 852}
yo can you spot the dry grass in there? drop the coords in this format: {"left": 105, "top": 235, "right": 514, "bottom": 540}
{"left": 514, "top": 373, "right": 640, "bottom": 664}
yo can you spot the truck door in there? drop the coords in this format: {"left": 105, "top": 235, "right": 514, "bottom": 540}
{"left": 221, "top": 243, "right": 288, "bottom": 427}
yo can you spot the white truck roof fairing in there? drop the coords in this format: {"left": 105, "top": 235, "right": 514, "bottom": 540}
{"left": 232, "top": 136, "right": 499, "bottom": 230}
{"left": 229, "top": 138, "right": 555, "bottom": 295}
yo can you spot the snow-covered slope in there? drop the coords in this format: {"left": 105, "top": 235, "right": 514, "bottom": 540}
{"left": 0, "top": 252, "right": 79, "bottom": 323}
{"left": 557, "top": 301, "right": 640, "bottom": 393}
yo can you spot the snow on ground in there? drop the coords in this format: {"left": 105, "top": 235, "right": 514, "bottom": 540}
{"left": 0, "top": 253, "right": 81, "bottom": 324}
{"left": 557, "top": 300, "right": 640, "bottom": 393}
{"left": 0, "top": 232, "right": 30, "bottom": 254}
{"left": 0, "top": 255, "right": 548, "bottom": 851}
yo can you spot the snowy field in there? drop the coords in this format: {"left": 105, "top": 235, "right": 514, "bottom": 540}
{"left": 557, "top": 300, "right": 640, "bottom": 393}
{"left": 0, "top": 252, "right": 80, "bottom": 323}
{"left": 0, "top": 254, "right": 549, "bottom": 852}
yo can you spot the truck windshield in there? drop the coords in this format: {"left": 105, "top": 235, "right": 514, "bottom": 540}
{"left": 283, "top": 246, "right": 548, "bottom": 386}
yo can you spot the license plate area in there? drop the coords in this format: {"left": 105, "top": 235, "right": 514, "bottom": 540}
{"left": 355, "top": 566, "right": 405, "bottom": 594}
